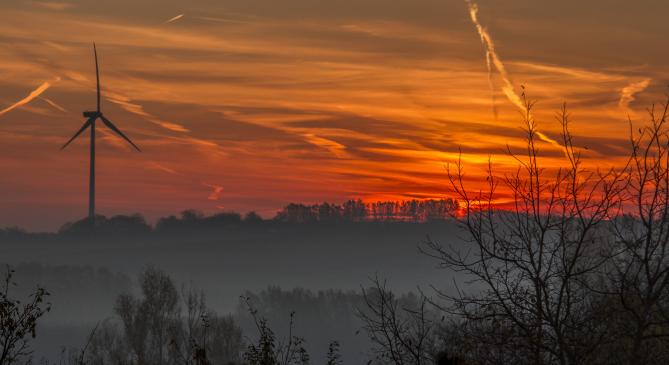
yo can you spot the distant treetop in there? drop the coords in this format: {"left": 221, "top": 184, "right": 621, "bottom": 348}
{"left": 274, "top": 198, "right": 458, "bottom": 223}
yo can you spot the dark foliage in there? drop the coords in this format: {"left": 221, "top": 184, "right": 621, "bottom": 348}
{"left": 274, "top": 199, "right": 458, "bottom": 223}
{"left": 0, "top": 265, "right": 51, "bottom": 365}
{"left": 83, "top": 268, "right": 244, "bottom": 365}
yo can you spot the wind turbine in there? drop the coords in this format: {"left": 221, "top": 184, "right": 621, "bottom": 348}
{"left": 61, "top": 44, "right": 141, "bottom": 224}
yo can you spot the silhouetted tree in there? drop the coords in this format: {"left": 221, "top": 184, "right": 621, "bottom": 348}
{"left": 237, "top": 287, "right": 371, "bottom": 363}
{"left": 112, "top": 267, "right": 179, "bottom": 365}
{"left": 242, "top": 296, "right": 310, "bottom": 365}
{"left": 0, "top": 265, "right": 51, "bottom": 365}
{"left": 0, "top": 227, "right": 29, "bottom": 241}
{"left": 342, "top": 200, "right": 367, "bottom": 222}
{"left": 274, "top": 204, "right": 319, "bottom": 224}
{"left": 170, "top": 285, "right": 243, "bottom": 365}
{"left": 86, "top": 268, "right": 243, "bottom": 365}
{"left": 423, "top": 98, "right": 627, "bottom": 365}
{"left": 358, "top": 277, "right": 436, "bottom": 365}
{"left": 101, "top": 214, "right": 151, "bottom": 236}
{"left": 244, "top": 211, "right": 265, "bottom": 224}
{"left": 602, "top": 98, "right": 669, "bottom": 365}
{"left": 58, "top": 214, "right": 150, "bottom": 237}
{"left": 325, "top": 341, "right": 342, "bottom": 365}
{"left": 273, "top": 199, "right": 457, "bottom": 223}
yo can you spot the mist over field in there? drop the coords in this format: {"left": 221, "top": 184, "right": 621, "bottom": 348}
{"left": 0, "top": 214, "right": 466, "bottom": 363}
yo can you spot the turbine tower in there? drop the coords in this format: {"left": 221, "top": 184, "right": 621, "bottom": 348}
{"left": 61, "top": 44, "right": 141, "bottom": 224}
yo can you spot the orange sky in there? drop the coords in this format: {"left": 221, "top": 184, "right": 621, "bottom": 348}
{"left": 0, "top": 0, "right": 667, "bottom": 230}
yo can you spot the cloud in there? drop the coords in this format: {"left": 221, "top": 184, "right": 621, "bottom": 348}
{"left": 511, "top": 62, "right": 622, "bottom": 82}
{"left": 105, "top": 92, "right": 190, "bottom": 133}
{"left": 302, "top": 133, "right": 348, "bottom": 158}
{"left": 485, "top": 47, "right": 498, "bottom": 120}
{"left": 535, "top": 131, "right": 564, "bottom": 151}
{"left": 0, "top": 79, "right": 58, "bottom": 118}
{"left": 31, "top": 1, "right": 74, "bottom": 11}
{"left": 39, "top": 96, "right": 68, "bottom": 113}
{"left": 465, "top": 0, "right": 563, "bottom": 149}
{"left": 98, "top": 127, "right": 134, "bottom": 151}
{"left": 147, "top": 163, "right": 227, "bottom": 203}
{"left": 101, "top": 92, "right": 230, "bottom": 158}
{"left": 619, "top": 78, "right": 651, "bottom": 113}
{"left": 203, "top": 183, "right": 225, "bottom": 201}
{"left": 147, "top": 161, "right": 180, "bottom": 175}
{"left": 466, "top": 1, "right": 524, "bottom": 111}
{"left": 2, "top": 0, "right": 665, "bottom": 230}
{"left": 163, "top": 13, "right": 250, "bottom": 26}
{"left": 195, "top": 16, "right": 251, "bottom": 24}
{"left": 164, "top": 14, "right": 185, "bottom": 24}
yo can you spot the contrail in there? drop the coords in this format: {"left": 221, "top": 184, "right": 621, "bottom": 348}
{"left": 485, "top": 50, "right": 499, "bottom": 121}
{"left": 164, "top": 13, "right": 250, "bottom": 26}
{"left": 619, "top": 78, "right": 651, "bottom": 112}
{"left": 465, "top": 0, "right": 562, "bottom": 148}
{"left": 195, "top": 16, "right": 249, "bottom": 24}
{"left": 147, "top": 161, "right": 181, "bottom": 175}
{"left": 0, "top": 80, "right": 54, "bottom": 118}
{"left": 164, "top": 14, "right": 185, "bottom": 24}
{"left": 40, "top": 96, "right": 67, "bottom": 113}
{"left": 466, "top": 0, "right": 524, "bottom": 111}
{"left": 105, "top": 92, "right": 190, "bottom": 133}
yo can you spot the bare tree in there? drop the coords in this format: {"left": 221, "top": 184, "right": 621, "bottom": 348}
{"left": 358, "top": 277, "right": 435, "bottom": 365}
{"left": 170, "top": 285, "right": 243, "bottom": 365}
{"left": 422, "top": 97, "right": 627, "bottom": 365}
{"left": 242, "top": 296, "right": 312, "bottom": 365}
{"left": 110, "top": 267, "right": 179, "bottom": 365}
{"left": 604, "top": 98, "right": 669, "bottom": 365}
{"left": 325, "top": 341, "right": 342, "bottom": 365}
{"left": 0, "top": 265, "right": 51, "bottom": 365}
{"left": 86, "top": 268, "right": 243, "bottom": 365}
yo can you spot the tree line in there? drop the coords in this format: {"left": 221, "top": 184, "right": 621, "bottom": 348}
{"left": 273, "top": 199, "right": 458, "bottom": 223}
{"left": 0, "top": 199, "right": 458, "bottom": 239}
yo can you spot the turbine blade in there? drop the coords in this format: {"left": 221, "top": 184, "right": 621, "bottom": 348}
{"left": 100, "top": 115, "right": 141, "bottom": 151}
{"left": 61, "top": 118, "right": 94, "bottom": 150}
{"left": 94, "top": 43, "right": 101, "bottom": 112}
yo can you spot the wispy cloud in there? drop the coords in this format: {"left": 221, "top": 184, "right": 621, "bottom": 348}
{"left": 98, "top": 127, "right": 135, "bottom": 151}
{"left": 302, "top": 133, "right": 348, "bottom": 158}
{"left": 203, "top": 183, "right": 225, "bottom": 201}
{"left": 511, "top": 62, "right": 623, "bottom": 82}
{"left": 164, "top": 14, "right": 185, "bottom": 24}
{"left": 0, "top": 79, "right": 58, "bottom": 118}
{"left": 39, "top": 96, "right": 67, "bottom": 113}
{"left": 147, "top": 161, "right": 180, "bottom": 175}
{"left": 105, "top": 92, "right": 190, "bottom": 132}
{"left": 163, "top": 14, "right": 249, "bottom": 26}
{"left": 31, "top": 1, "right": 74, "bottom": 11}
{"left": 1, "top": 0, "right": 665, "bottom": 229}
{"left": 619, "top": 78, "right": 651, "bottom": 113}
{"left": 194, "top": 16, "right": 251, "bottom": 24}
{"left": 148, "top": 162, "right": 226, "bottom": 202}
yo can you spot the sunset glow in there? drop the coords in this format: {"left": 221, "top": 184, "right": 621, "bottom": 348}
{"left": 0, "top": 0, "right": 666, "bottom": 230}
